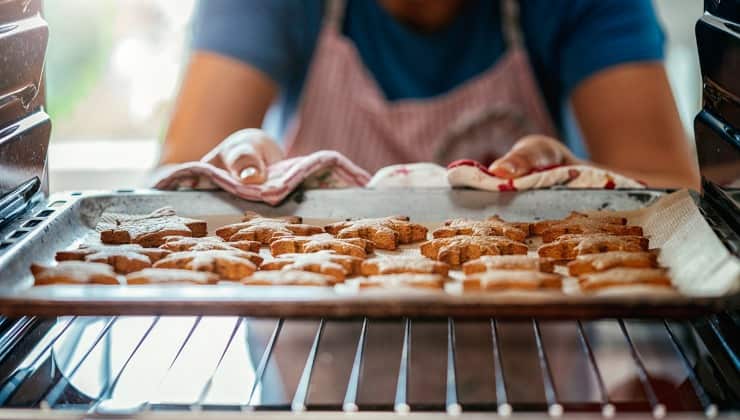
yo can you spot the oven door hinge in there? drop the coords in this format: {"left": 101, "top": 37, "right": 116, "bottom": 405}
{"left": 0, "top": 177, "right": 41, "bottom": 233}
{"left": 699, "top": 179, "right": 740, "bottom": 257}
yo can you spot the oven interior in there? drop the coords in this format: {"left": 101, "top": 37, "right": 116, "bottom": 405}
{"left": 0, "top": 0, "right": 739, "bottom": 418}
{"left": 0, "top": 315, "right": 735, "bottom": 419}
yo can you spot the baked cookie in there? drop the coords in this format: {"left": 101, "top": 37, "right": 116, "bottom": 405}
{"left": 420, "top": 235, "right": 528, "bottom": 266}
{"left": 56, "top": 244, "right": 171, "bottom": 274}
{"left": 540, "top": 219, "right": 643, "bottom": 243}
{"left": 355, "top": 274, "right": 448, "bottom": 290}
{"left": 567, "top": 251, "right": 658, "bottom": 276}
{"left": 537, "top": 234, "right": 649, "bottom": 260}
{"left": 463, "top": 270, "right": 563, "bottom": 291}
{"left": 532, "top": 211, "right": 627, "bottom": 235}
{"left": 242, "top": 270, "right": 336, "bottom": 286}
{"left": 125, "top": 268, "right": 219, "bottom": 285}
{"left": 462, "top": 255, "right": 555, "bottom": 275}
{"left": 31, "top": 261, "right": 120, "bottom": 286}
{"left": 578, "top": 267, "right": 672, "bottom": 292}
{"left": 100, "top": 207, "right": 207, "bottom": 247}
{"left": 260, "top": 250, "right": 362, "bottom": 282}
{"left": 270, "top": 234, "right": 374, "bottom": 258}
{"left": 160, "top": 235, "right": 260, "bottom": 253}
{"left": 215, "top": 212, "right": 323, "bottom": 244}
{"left": 324, "top": 216, "right": 427, "bottom": 250}
{"left": 360, "top": 256, "right": 449, "bottom": 276}
{"left": 153, "top": 249, "right": 262, "bottom": 281}
{"left": 433, "top": 216, "right": 529, "bottom": 242}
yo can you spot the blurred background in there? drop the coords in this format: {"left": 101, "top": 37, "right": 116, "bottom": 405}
{"left": 45, "top": 0, "right": 703, "bottom": 191}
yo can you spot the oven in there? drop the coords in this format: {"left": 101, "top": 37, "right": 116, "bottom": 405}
{"left": 0, "top": 0, "right": 738, "bottom": 418}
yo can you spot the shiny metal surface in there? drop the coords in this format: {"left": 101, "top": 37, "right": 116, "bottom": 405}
{"left": 0, "top": 188, "right": 736, "bottom": 318}
{"left": 0, "top": 315, "right": 734, "bottom": 418}
{"left": 0, "top": 0, "right": 49, "bottom": 196}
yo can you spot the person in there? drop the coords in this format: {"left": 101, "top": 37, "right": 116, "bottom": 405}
{"left": 161, "top": 0, "right": 699, "bottom": 189}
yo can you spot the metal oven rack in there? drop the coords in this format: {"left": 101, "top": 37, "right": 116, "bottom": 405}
{"left": 0, "top": 1, "right": 737, "bottom": 419}
{"left": 0, "top": 314, "right": 736, "bottom": 419}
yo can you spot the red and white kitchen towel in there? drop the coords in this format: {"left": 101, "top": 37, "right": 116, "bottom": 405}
{"left": 152, "top": 151, "right": 371, "bottom": 205}
{"left": 152, "top": 152, "right": 644, "bottom": 204}
{"left": 445, "top": 159, "right": 645, "bottom": 191}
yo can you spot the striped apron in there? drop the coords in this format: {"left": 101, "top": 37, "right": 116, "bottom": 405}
{"left": 284, "top": 0, "right": 557, "bottom": 173}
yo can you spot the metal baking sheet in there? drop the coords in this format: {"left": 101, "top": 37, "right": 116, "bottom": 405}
{"left": 0, "top": 188, "right": 737, "bottom": 319}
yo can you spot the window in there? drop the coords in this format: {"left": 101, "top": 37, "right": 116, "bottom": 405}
{"left": 46, "top": 0, "right": 196, "bottom": 142}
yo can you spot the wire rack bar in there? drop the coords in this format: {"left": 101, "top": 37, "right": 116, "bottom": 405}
{"left": 394, "top": 318, "right": 411, "bottom": 414}
{"left": 708, "top": 316, "right": 740, "bottom": 372}
{"left": 0, "top": 317, "right": 76, "bottom": 406}
{"left": 663, "top": 321, "right": 718, "bottom": 418}
{"left": 291, "top": 319, "right": 325, "bottom": 412}
{"left": 688, "top": 322, "right": 739, "bottom": 403}
{"left": 0, "top": 317, "right": 39, "bottom": 363}
{"left": 490, "top": 318, "right": 511, "bottom": 417}
{"left": 88, "top": 316, "right": 159, "bottom": 414}
{"left": 575, "top": 321, "right": 615, "bottom": 418}
{"left": 193, "top": 317, "right": 244, "bottom": 409}
{"left": 244, "top": 318, "right": 283, "bottom": 409}
{"left": 618, "top": 319, "right": 665, "bottom": 419}
{"left": 40, "top": 317, "right": 118, "bottom": 409}
{"left": 446, "top": 318, "right": 461, "bottom": 416}
{"left": 140, "top": 316, "right": 203, "bottom": 412}
{"left": 342, "top": 318, "right": 368, "bottom": 412}
{"left": 532, "top": 319, "right": 562, "bottom": 418}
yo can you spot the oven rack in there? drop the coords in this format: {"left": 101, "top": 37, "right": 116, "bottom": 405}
{"left": 0, "top": 315, "right": 735, "bottom": 419}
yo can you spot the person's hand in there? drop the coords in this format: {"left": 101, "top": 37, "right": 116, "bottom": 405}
{"left": 488, "top": 135, "right": 582, "bottom": 178}
{"left": 202, "top": 128, "right": 284, "bottom": 184}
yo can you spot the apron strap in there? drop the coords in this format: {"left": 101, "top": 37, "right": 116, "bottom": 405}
{"left": 501, "top": 0, "right": 524, "bottom": 48}
{"left": 326, "top": 0, "right": 522, "bottom": 47}
{"left": 324, "top": 0, "right": 346, "bottom": 30}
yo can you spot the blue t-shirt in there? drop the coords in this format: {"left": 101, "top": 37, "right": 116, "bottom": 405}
{"left": 192, "top": 0, "right": 664, "bottom": 153}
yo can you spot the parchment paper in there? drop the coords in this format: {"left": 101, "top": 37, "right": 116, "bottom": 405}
{"left": 584, "top": 189, "right": 739, "bottom": 296}
{"left": 91, "top": 189, "right": 739, "bottom": 298}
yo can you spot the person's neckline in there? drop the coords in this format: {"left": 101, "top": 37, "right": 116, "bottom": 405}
{"left": 367, "top": 0, "right": 482, "bottom": 40}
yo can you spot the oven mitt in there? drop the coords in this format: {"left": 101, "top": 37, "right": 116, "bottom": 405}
{"left": 447, "top": 160, "right": 646, "bottom": 191}
{"left": 152, "top": 150, "right": 371, "bottom": 205}
{"left": 367, "top": 163, "right": 450, "bottom": 188}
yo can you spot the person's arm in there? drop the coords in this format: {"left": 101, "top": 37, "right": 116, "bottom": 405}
{"left": 571, "top": 62, "right": 699, "bottom": 189}
{"left": 490, "top": 0, "right": 700, "bottom": 189}
{"left": 490, "top": 63, "right": 699, "bottom": 189}
{"left": 160, "top": 52, "right": 278, "bottom": 165}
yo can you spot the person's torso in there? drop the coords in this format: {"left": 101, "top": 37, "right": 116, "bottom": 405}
{"left": 270, "top": 0, "right": 564, "bottom": 141}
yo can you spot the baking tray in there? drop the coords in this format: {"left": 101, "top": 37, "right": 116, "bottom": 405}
{"left": 0, "top": 188, "right": 737, "bottom": 319}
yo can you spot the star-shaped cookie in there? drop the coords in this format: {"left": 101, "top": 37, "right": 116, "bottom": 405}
{"left": 153, "top": 249, "right": 263, "bottom": 281}
{"left": 420, "top": 235, "right": 528, "bottom": 266}
{"left": 260, "top": 250, "right": 362, "bottom": 282}
{"left": 360, "top": 256, "right": 449, "bottom": 276}
{"left": 270, "top": 234, "right": 374, "bottom": 258}
{"left": 567, "top": 251, "right": 658, "bottom": 276}
{"left": 242, "top": 270, "right": 336, "bottom": 286}
{"left": 216, "top": 212, "right": 324, "bottom": 244}
{"left": 537, "top": 234, "right": 649, "bottom": 260}
{"left": 355, "top": 274, "right": 448, "bottom": 290}
{"left": 578, "top": 267, "right": 671, "bottom": 292}
{"left": 160, "top": 236, "right": 260, "bottom": 253}
{"left": 433, "top": 216, "right": 529, "bottom": 242}
{"left": 539, "top": 219, "right": 643, "bottom": 243}
{"left": 55, "top": 244, "right": 171, "bottom": 274}
{"left": 462, "top": 255, "right": 554, "bottom": 275}
{"left": 126, "top": 268, "right": 219, "bottom": 285}
{"left": 324, "top": 216, "right": 427, "bottom": 250}
{"left": 463, "top": 270, "right": 563, "bottom": 291}
{"left": 100, "top": 207, "right": 207, "bottom": 247}
{"left": 532, "top": 211, "right": 627, "bottom": 235}
{"left": 31, "top": 261, "right": 121, "bottom": 285}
